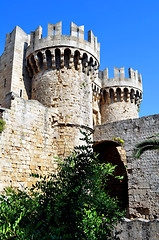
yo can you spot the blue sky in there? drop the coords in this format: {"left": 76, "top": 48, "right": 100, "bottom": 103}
{"left": 0, "top": 0, "right": 158, "bottom": 117}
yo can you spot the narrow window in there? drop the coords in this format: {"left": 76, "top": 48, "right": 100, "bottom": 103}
{"left": 116, "top": 88, "right": 121, "bottom": 102}
{"left": 55, "top": 49, "right": 61, "bottom": 69}
{"left": 20, "top": 89, "right": 22, "bottom": 97}
{"left": 124, "top": 88, "right": 128, "bottom": 102}
{"left": 87, "top": 57, "right": 93, "bottom": 75}
{"left": 82, "top": 53, "right": 88, "bottom": 72}
{"left": 4, "top": 79, "right": 6, "bottom": 88}
{"left": 64, "top": 49, "right": 71, "bottom": 69}
{"left": 130, "top": 89, "right": 134, "bottom": 103}
{"left": 45, "top": 50, "right": 52, "bottom": 69}
{"left": 88, "top": 57, "right": 93, "bottom": 67}
{"left": 109, "top": 89, "right": 114, "bottom": 103}
{"left": 74, "top": 50, "right": 80, "bottom": 70}
{"left": 135, "top": 91, "right": 139, "bottom": 105}
{"left": 37, "top": 52, "right": 43, "bottom": 70}
{"left": 103, "top": 90, "right": 107, "bottom": 103}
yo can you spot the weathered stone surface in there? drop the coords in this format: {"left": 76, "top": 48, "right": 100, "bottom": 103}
{"left": 117, "top": 218, "right": 159, "bottom": 240}
{"left": 94, "top": 114, "right": 159, "bottom": 220}
{"left": 0, "top": 96, "right": 88, "bottom": 191}
{"left": 0, "top": 22, "right": 158, "bottom": 239}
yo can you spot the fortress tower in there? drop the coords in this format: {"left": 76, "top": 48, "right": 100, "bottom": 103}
{"left": 0, "top": 21, "right": 143, "bottom": 130}
{"left": 26, "top": 22, "right": 99, "bottom": 129}
{"left": 0, "top": 22, "right": 158, "bottom": 238}
{"left": 98, "top": 67, "right": 143, "bottom": 124}
{"left": 0, "top": 22, "right": 100, "bottom": 155}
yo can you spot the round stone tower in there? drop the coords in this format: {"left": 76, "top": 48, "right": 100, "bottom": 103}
{"left": 26, "top": 22, "right": 100, "bottom": 155}
{"left": 99, "top": 67, "right": 143, "bottom": 124}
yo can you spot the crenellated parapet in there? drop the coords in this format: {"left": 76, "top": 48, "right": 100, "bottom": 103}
{"left": 99, "top": 67, "right": 143, "bottom": 124}
{"left": 99, "top": 67, "right": 143, "bottom": 107}
{"left": 26, "top": 22, "right": 100, "bottom": 77}
{"left": 0, "top": 22, "right": 144, "bottom": 126}
{"left": 26, "top": 46, "right": 98, "bottom": 79}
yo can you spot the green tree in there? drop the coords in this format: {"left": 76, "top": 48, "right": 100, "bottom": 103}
{"left": 0, "top": 131, "right": 124, "bottom": 239}
{"left": 134, "top": 133, "right": 159, "bottom": 158}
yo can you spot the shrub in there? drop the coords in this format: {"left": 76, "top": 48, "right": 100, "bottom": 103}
{"left": 0, "top": 131, "right": 124, "bottom": 239}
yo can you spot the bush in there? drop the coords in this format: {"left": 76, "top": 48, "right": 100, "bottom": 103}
{"left": 0, "top": 131, "right": 124, "bottom": 239}
{"left": 0, "top": 119, "right": 5, "bottom": 133}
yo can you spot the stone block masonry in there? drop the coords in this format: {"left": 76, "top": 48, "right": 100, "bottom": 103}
{"left": 0, "top": 21, "right": 158, "bottom": 239}
{"left": 0, "top": 96, "right": 88, "bottom": 192}
{"left": 117, "top": 218, "right": 159, "bottom": 240}
{"left": 94, "top": 114, "right": 159, "bottom": 220}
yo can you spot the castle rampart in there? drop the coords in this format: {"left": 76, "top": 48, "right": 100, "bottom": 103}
{"left": 94, "top": 114, "right": 159, "bottom": 220}
{"left": 24, "top": 22, "right": 100, "bottom": 137}
{"left": 0, "top": 22, "right": 158, "bottom": 239}
{"left": 26, "top": 22, "right": 100, "bottom": 63}
{"left": 99, "top": 67, "right": 143, "bottom": 123}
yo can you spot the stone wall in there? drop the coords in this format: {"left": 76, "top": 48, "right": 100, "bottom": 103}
{"left": 117, "top": 218, "right": 159, "bottom": 240}
{"left": 32, "top": 68, "right": 92, "bottom": 127}
{"left": 101, "top": 101, "right": 139, "bottom": 124}
{"left": 0, "top": 22, "right": 158, "bottom": 238}
{"left": 94, "top": 114, "right": 159, "bottom": 219}
{"left": 0, "top": 96, "right": 87, "bottom": 192}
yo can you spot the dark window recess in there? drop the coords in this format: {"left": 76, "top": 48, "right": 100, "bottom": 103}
{"left": 20, "top": 89, "right": 22, "bottom": 97}
{"left": 46, "top": 50, "right": 52, "bottom": 69}
{"left": 64, "top": 49, "right": 71, "bottom": 69}
{"left": 4, "top": 79, "right": 6, "bottom": 88}
{"left": 55, "top": 49, "right": 61, "bottom": 69}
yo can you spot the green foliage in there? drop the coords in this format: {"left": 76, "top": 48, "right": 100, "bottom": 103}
{"left": 134, "top": 133, "right": 159, "bottom": 158}
{"left": 113, "top": 137, "right": 124, "bottom": 145}
{"left": 0, "top": 131, "right": 124, "bottom": 239}
{"left": 80, "top": 81, "right": 86, "bottom": 89}
{"left": 0, "top": 119, "right": 5, "bottom": 133}
{"left": 0, "top": 188, "right": 37, "bottom": 239}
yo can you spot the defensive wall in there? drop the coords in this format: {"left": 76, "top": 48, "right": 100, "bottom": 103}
{"left": 117, "top": 218, "right": 159, "bottom": 240}
{"left": 0, "top": 94, "right": 89, "bottom": 192}
{"left": 0, "top": 22, "right": 158, "bottom": 239}
{"left": 94, "top": 114, "right": 159, "bottom": 220}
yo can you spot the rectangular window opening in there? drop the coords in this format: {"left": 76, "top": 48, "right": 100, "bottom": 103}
{"left": 53, "top": 27, "right": 55, "bottom": 36}
{"left": 20, "top": 89, "right": 22, "bottom": 97}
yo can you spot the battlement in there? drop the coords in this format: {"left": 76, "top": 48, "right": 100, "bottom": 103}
{"left": 99, "top": 67, "right": 143, "bottom": 92}
{"left": 1, "top": 22, "right": 159, "bottom": 233}
{"left": 26, "top": 22, "right": 100, "bottom": 63}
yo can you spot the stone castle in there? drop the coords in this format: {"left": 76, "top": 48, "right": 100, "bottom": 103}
{"left": 0, "top": 22, "right": 158, "bottom": 239}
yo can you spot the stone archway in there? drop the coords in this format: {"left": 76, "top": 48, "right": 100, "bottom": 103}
{"left": 94, "top": 141, "right": 129, "bottom": 216}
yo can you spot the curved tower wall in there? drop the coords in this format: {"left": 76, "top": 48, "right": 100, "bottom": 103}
{"left": 26, "top": 22, "right": 100, "bottom": 155}
{"left": 99, "top": 67, "right": 143, "bottom": 124}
